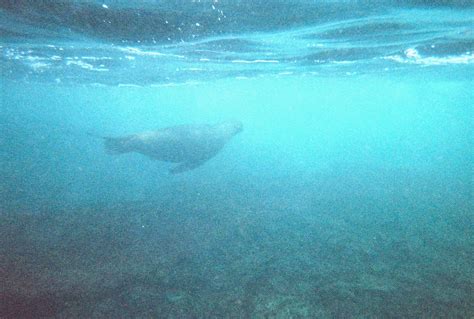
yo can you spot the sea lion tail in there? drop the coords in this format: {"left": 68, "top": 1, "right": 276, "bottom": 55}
{"left": 87, "top": 132, "right": 129, "bottom": 155}
{"left": 86, "top": 132, "right": 105, "bottom": 139}
{"left": 103, "top": 137, "right": 130, "bottom": 155}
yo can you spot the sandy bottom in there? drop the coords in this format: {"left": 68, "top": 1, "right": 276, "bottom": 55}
{"left": 1, "top": 172, "right": 473, "bottom": 318}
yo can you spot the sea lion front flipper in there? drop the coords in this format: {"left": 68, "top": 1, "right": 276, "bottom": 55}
{"left": 169, "top": 160, "right": 206, "bottom": 174}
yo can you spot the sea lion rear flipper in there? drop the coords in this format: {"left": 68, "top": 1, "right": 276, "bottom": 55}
{"left": 103, "top": 137, "right": 132, "bottom": 155}
{"left": 87, "top": 132, "right": 131, "bottom": 155}
{"left": 169, "top": 160, "right": 206, "bottom": 174}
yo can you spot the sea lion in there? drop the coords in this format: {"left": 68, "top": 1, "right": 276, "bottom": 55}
{"left": 100, "top": 120, "right": 243, "bottom": 174}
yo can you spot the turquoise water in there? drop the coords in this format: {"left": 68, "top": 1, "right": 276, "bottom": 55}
{"left": 1, "top": 1, "right": 473, "bottom": 318}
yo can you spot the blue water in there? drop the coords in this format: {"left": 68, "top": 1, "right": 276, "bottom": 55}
{"left": 1, "top": 1, "right": 473, "bottom": 318}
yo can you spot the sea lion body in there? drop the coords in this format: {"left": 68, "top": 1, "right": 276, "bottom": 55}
{"left": 103, "top": 121, "right": 242, "bottom": 174}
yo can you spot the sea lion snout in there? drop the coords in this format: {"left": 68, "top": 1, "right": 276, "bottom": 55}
{"left": 233, "top": 121, "right": 243, "bottom": 134}
{"left": 221, "top": 120, "right": 243, "bottom": 135}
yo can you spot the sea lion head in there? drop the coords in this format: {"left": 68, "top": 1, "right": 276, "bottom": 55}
{"left": 219, "top": 120, "right": 243, "bottom": 136}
